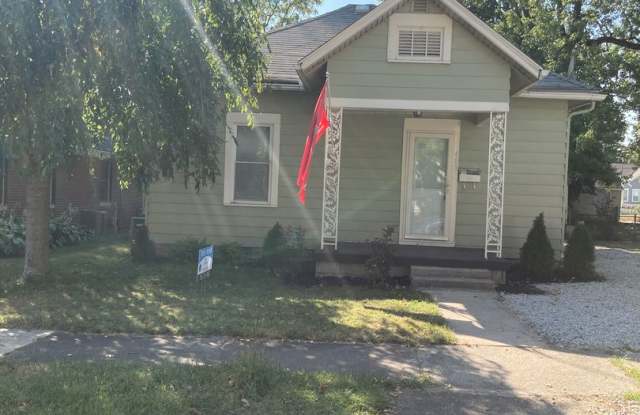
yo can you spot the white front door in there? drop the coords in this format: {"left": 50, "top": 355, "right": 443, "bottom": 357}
{"left": 401, "top": 119, "right": 460, "bottom": 245}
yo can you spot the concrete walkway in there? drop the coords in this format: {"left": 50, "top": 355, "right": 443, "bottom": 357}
{"left": 2, "top": 290, "right": 638, "bottom": 414}
{"left": 0, "top": 328, "right": 51, "bottom": 358}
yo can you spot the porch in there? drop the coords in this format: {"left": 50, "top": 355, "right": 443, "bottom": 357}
{"left": 317, "top": 101, "right": 510, "bottom": 264}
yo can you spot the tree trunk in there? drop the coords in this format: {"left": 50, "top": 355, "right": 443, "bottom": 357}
{"left": 22, "top": 174, "right": 50, "bottom": 281}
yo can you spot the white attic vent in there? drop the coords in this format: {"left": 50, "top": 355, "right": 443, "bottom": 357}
{"left": 398, "top": 29, "right": 442, "bottom": 58}
{"left": 413, "top": 0, "right": 428, "bottom": 13}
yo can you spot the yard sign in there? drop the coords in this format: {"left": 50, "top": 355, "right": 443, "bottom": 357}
{"left": 197, "top": 245, "right": 214, "bottom": 276}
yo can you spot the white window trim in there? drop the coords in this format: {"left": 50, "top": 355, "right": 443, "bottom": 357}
{"left": 632, "top": 189, "right": 640, "bottom": 203}
{"left": 224, "top": 112, "right": 280, "bottom": 207}
{"left": 623, "top": 188, "right": 629, "bottom": 203}
{"left": 399, "top": 118, "right": 460, "bottom": 246}
{"left": 388, "top": 14, "right": 452, "bottom": 64}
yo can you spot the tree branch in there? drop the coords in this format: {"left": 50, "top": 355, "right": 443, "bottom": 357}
{"left": 587, "top": 36, "right": 640, "bottom": 50}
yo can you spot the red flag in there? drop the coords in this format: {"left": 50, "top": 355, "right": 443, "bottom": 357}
{"left": 296, "top": 81, "right": 330, "bottom": 204}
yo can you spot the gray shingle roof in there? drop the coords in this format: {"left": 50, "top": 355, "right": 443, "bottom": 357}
{"left": 266, "top": 4, "right": 375, "bottom": 86}
{"left": 528, "top": 72, "right": 600, "bottom": 93}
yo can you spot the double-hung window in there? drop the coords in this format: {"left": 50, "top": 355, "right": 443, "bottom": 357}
{"left": 633, "top": 189, "right": 640, "bottom": 203}
{"left": 224, "top": 113, "right": 280, "bottom": 207}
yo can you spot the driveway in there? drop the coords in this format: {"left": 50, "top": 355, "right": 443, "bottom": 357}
{"left": 394, "top": 289, "right": 639, "bottom": 414}
{"left": 504, "top": 246, "right": 640, "bottom": 350}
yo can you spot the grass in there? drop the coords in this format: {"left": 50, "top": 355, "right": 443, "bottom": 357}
{"left": 0, "top": 354, "right": 424, "bottom": 414}
{"left": 0, "top": 238, "right": 453, "bottom": 345}
{"left": 613, "top": 357, "right": 640, "bottom": 401}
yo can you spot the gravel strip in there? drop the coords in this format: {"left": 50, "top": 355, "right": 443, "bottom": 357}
{"left": 504, "top": 246, "right": 640, "bottom": 351}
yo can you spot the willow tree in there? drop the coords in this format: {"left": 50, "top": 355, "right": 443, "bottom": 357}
{"left": 0, "top": 0, "right": 265, "bottom": 280}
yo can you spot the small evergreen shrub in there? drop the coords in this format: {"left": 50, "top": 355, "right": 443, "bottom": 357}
{"left": 217, "top": 242, "right": 246, "bottom": 265}
{"left": 563, "top": 224, "right": 598, "bottom": 281}
{"left": 168, "top": 237, "right": 207, "bottom": 263}
{"left": 262, "top": 223, "right": 316, "bottom": 285}
{"left": 519, "top": 213, "right": 555, "bottom": 283}
{"left": 262, "top": 222, "right": 288, "bottom": 269}
{"left": 364, "top": 225, "right": 397, "bottom": 288}
{"left": 130, "top": 225, "right": 155, "bottom": 262}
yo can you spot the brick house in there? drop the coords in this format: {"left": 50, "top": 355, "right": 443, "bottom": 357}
{"left": 0, "top": 151, "right": 142, "bottom": 233}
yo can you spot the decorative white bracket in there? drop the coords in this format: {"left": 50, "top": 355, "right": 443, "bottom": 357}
{"left": 321, "top": 107, "right": 343, "bottom": 249}
{"left": 485, "top": 112, "right": 507, "bottom": 258}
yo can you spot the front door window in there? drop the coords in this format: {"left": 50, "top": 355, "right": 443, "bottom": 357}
{"left": 407, "top": 135, "right": 449, "bottom": 238}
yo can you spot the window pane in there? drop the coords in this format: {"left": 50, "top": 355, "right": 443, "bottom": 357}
{"left": 236, "top": 126, "right": 270, "bottom": 162}
{"left": 234, "top": 163, "right": 269, "bottom": 202}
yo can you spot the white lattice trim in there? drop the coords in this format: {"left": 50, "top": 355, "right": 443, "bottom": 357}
{"left": 485, "top": 112, "right": 507, "bottom": 258}
{"left": 321, "top": 108, "right": 343, "bottom": 249}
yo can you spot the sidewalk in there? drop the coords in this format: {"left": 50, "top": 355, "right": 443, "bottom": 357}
{"left": 2, "top": 290, "right": 637, "bottom": 414}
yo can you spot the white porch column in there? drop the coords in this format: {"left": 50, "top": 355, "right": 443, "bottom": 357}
{"left": 321, "top": 107, "right": 343, "bottom": 249}
{"left": 485, "top": 112, "right": 508, "bottom": 258}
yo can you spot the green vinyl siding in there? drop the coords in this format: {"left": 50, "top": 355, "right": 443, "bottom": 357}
{"left": 327, "top": 2, "right": 511, "bottom": 103}
{"left": 147, "top": 97, "right": 570, "bottom": 259}
{"left": 502, "top": 98, "right": 569, "bottom": 258}
{"left": 146, "top": 91, "right": 324, "bottom": 247}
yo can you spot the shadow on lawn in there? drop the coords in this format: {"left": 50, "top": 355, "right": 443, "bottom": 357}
{"left": 1, "top": 241, "right": 450, "bottom": 345}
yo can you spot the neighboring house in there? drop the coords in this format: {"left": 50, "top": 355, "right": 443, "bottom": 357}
{"left": 573, "top": 163, "right": 639, "bottom": 219}
{"left": 0, "top": 145, "right": 142, "bottom": 233}
{"left": 145, "top": 0, "right": 606, "bottom": 272}
{"left": 622, "top": 167, "right": 640, "bottom": 210}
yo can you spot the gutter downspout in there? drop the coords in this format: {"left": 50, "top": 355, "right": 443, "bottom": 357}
{"left": 561, "top": 101, "right": 597, "bottom": 245}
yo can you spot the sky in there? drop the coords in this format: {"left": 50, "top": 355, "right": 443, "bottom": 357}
{"left": 316, "top": 0, "right": 375, "bottom": 15}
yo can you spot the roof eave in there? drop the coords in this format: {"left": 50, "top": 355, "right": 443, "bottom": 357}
{"left": 516, "top": 90, "right": 607, "bottom": 101}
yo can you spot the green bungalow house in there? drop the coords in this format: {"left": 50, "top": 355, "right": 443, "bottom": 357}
{"left": 145, "top": 0, "right": 606, "bottom": 283}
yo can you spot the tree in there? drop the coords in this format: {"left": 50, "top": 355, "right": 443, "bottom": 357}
{"left": 260, "top": 0, "right": 322, "bottom": 30}
{"left": 461, "top": 0, "right": 638, "bottom": 211}
{"left": 0, "top": 0, "right": 266, "bottom": 280}
{"left": 0, "top": 1, "right": 92, "bottom": 279}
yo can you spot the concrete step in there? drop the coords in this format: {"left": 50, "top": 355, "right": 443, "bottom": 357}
{"left": 410, "top": 266, "right": 499, "bottom": 290}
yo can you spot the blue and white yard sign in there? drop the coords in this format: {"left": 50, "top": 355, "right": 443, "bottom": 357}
{"left": 197, "top": 245, "right": 214, "bottom": 275}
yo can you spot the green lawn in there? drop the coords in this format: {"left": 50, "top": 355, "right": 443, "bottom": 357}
{"left": 0, "top": 355, "right": 413, "bottom": 415}
{"left": 0, "top": 239, "right": 453, "bottom": 345}
{"left": 613, "top": 357, "right": 640, "bottom": 401}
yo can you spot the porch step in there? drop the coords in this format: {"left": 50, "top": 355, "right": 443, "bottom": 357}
{"left": 410, "top": 266, "right": 498, "bottom": 290}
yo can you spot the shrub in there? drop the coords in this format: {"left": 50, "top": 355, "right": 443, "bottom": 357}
{"left": 364, "top": 225, "right": 397, "bottom": 288}
{"left": 49, "top": 209, "right": 93, "bottom": 248}
{"left": 262, "top": 222, "right": 288, "bottom": 269}
{"left": 262, "top": 223, "right": 316, "bottom": 286}
{"left": 130, "top": 225, "right": 155, "bottom": 262}
{"left": 168, "top": 237, "right": 207, "bottom": 263}
{"left": 0, "top": 207, "right": 92, "bottom": 257}
{"left": 563, "top": 224, "right": 598, "bottom": 281}
{"left": 217, "top": 242, "right": 246, "bottom": 265}
{"left": 519, "top": 213, "right": 555, "bottom": 283}
{"left": 0, "top": 210, "right": 25, "bottom": 257}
